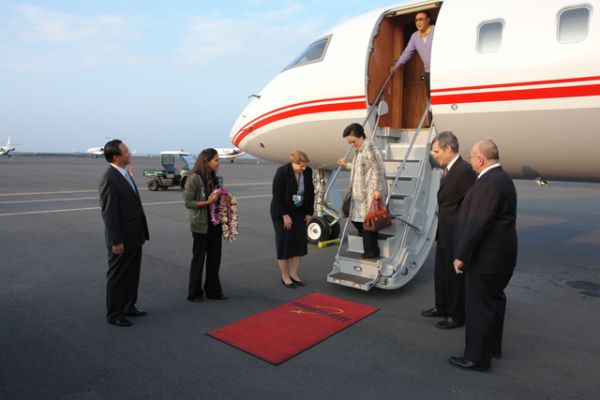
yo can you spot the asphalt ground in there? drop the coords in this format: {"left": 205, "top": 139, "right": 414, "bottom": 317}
{"left": 1, "top": 155, "right": 599, "bottom": 400}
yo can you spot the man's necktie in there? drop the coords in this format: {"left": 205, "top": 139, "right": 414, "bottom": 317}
{"left": 125, "top": 172, "right": 136, "bottom": 192}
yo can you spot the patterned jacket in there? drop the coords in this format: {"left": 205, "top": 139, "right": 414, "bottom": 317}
{"left": 347, "top": 139, "right": 386, "bottom": 222}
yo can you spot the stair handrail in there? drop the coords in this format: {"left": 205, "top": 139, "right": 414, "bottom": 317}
{"left": 323, "top": 70, "right": 394, "bottom": 201}
{"left": 385, "top": 99, "right": 431, "bottom": 207}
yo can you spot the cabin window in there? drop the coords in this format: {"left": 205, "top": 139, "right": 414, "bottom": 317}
{"left": 283, "top": 35, "right": 331, "bottom": 71}
{"left": 557, "top": 6, "right": 590, "bottom": 43}
{"left": 477, "top": 21, "right": 503, "bottom": 54}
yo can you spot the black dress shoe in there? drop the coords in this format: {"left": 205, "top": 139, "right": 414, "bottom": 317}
{"left": 436, "top": 317, "right": 465, "bottom": 329}
{"left": 125, "top": 308, "right": 147, "bottom": 317}
{"left": 281, "top": 279, "right": 297, "bottom": 289}
{"left": 206, "top": 294, "right": 228, "bottom": 300}
{"left": 362, "top": 252, "right": 379, "bottom": 259}
{"left": 187, "top": 296, "right": 204, "bottom": 303}
{"left": 108, "top": 317, "right": 132, "bottom": 327}
{"left": 448, "top": 356, "right": 489, "bottom": 371}
{"left": 421, "top": 307, "right": 444, "bottom": 317}
{"left": 290, "top": 278, "right": 306, "bottom": 287}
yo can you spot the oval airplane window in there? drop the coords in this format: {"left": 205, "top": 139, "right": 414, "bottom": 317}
{"left": 477, "top": 21, "right": 504, "bottom": 54}
{"left": 283, "top": 35, "right": 331, "bottom": 71}
{"left": 557, "top": 6, "right": 590, "bottom": 44}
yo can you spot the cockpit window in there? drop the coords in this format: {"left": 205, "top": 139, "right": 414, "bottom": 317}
{"left": 557, "top": 6, "right": 590, "bottom": 44}
{"left": 283, "top": 35, "right": 331, "bottom": 71}
{"left": 476, "top": 20, "right": 504, "bottom": 54}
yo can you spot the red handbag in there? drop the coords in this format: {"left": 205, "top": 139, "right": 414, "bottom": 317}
{"left": 364, "top": 197, "right": 392, "bottom": 232}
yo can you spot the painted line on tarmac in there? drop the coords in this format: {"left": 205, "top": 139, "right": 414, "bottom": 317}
{"left": 0, "top": 197, "right": 98, "bottom": 205}
{"left": 0, "top": 182, "right": 272, "bottom": 197}
{"left": 0, "top": 194, "right": 271, "bottom": 217}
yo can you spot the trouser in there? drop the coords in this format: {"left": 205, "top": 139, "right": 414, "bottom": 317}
{"left": 434, "top": 245, "right": 465, "bottom": 321}
{"left": 352, "top": 221, "right": 379, "bottom": 257}
{"left": 464, "top": 270, "right": 513, "bottom": 366}
{"left": 107, "top": 245, "right": 142, "bottom": 321}
{"left": 188, "top": 223, "right": 223, "bottom": 298}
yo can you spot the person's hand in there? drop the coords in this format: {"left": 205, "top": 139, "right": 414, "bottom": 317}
{"left": 453, "top": 259, "right": 464, "bottom": 274}
{"left": 373, "top": 191, "right": 381, "bottom": 200}
{"left": 112, "top": 243, "right": 124, "bottom": 255}
{"left": 207, "top": 192, "right": 219, "bottom": 204}
{"left": 390, "top": 65, "right": 398, "bottom": 74}
{"left": 337, "top": 158, "right": 346, "bottom": 168}
{"left": 283, "top": 214, "right": 293, "bottom": 230}
{"left": 304, "top": 215, "right": 312, "bottom": 225}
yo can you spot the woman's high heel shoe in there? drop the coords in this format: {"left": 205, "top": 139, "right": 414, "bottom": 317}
{"left": 290, "top": 278, "right": 305, "bottom": 287}
{"left": 281, "top": 279, "right": 297, "bottom": 289}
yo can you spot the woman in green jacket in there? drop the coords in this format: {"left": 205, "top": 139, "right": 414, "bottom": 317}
{"left": 183, "top": 148, "right": 227, "bottom": 301}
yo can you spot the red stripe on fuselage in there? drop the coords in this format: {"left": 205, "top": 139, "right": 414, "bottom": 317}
{"left": 431, "top": 75, "right": 600, "bottom": 94}
{"left": 431, "top": 83, "right": 600, "bottom": 105}
{"left": 232, "top": 98, "right": 365, "bottom": 147}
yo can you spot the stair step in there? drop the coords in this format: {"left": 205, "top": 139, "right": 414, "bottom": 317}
{"left": 384, "top": 159, "right": 421, "bottom": 177}
{"left": 386, "top": 176, "right": 417, "bottom": 196}
{"left": 387, "top": 143, "right": 427, "bottom": 160}
{"left": 327, "top": 272, "right": 379, "bottom": 291}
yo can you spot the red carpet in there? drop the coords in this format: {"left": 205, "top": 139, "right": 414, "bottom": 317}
{"left": 208, "top": 292, "right": 378, "bottom": 365}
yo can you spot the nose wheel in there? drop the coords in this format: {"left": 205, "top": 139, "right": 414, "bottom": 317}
{"left": 306, "top": 216, "right": 340, "bottom": 244}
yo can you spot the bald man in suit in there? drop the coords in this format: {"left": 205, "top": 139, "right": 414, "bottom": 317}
{"left": 99, "top": 139, "right": 149, "bottom": 327}
{"left": 449, "top": 139, "right": 517, "bottom": 371}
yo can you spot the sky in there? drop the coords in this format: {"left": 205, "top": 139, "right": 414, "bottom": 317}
{"left": 0, "top": 0, "right": 398, "bottom": 154}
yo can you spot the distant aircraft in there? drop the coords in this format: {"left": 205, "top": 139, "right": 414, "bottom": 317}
{"left": 0, "top": 137, "right": 16, "bottom": 156}
{"left": 216, "top": 147, "right": 245, "bottom": 162}
{"left": 86, "top": 147, "right": 104, "bottom": 157}
{"left": 228, "top": 0, "right": 600, "bottom": 291}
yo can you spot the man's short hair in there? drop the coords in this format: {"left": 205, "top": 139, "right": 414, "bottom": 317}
{"left": 342, "top": 123, "right": 366, "bottom": 139}
{"left": 104, "top": 139, "right": 123, "bottom": 163}
{"left": 432, "top": 131, "right": 459, "bottom": 153}
{"left": 479, "top": 139, "right": 500, "bottom": 161}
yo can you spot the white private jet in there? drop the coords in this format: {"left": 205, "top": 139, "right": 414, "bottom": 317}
{"left": 229, "top": 0, "right": 600, "bottom": 291}
{"left": 0, "top": 137, "right": 16, "bottom": 156}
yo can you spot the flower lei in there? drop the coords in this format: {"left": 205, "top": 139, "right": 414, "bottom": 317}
{"left": 209, "top": 187, "right": 238, "bottom": 241}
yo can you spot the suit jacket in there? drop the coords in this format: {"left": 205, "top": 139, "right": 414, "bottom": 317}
{"left": 437, "top": 156, "right": 477, "bottom": 249}
{"left": 454, "top": 166, "right": 517, "bottom": 274}
{"left": 99, "top": 166, "right": 149, "bottom": 250}
{"left": 270, "top": 163, "right": 314, "bottom": 221}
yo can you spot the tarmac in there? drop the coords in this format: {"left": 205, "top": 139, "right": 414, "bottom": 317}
{"left": 1, "top": 155, "right": 599, "bottom": 400}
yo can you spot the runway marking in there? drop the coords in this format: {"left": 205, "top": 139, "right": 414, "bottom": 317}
{"left": 0, "top": 194, "right": 272, "bottom": 217}
{"left": 0, "top": 197, "right": 98, "bottom": 205}
{"left": 0, "top": 182, "right": 272, "bottom": 197}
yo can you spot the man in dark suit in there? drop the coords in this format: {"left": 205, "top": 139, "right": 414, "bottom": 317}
{"left": 449, "top": 139, "right": 517, "bottom": 371}
{"left": 421, "top": 132, "right": 476, "bottom": 329}
{"left": 99, "top": 139, "right": 149, "bottom": 327}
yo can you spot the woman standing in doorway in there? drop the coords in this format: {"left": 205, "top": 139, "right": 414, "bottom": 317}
{"left": 270, "top": 150, "right": 314, "bottom": 288}
{"left": 183, "top": 148, "right": 228, "bottom": 301}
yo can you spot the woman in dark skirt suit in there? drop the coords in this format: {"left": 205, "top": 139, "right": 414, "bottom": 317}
{"left": 270, "top": 150, "right": 314, "bottom": 288}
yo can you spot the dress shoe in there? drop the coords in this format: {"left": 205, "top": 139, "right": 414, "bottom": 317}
{"left": 206, "top": 294, "right": 228, "bottom": 300}
{"left": 436, "top": 317, "right": 464, "bottom": 329}
{"left": 420, "top": 307, "right": 444, "bottom": 317}
{"left": 448, "top": 356, "right": 489, "bottom": 371}
{"left": 362, "top": 252, "right": 378, "bottom": 259}
{"left": 125, "top": 307, "right": 147, "bottom": 317}
{"left": 281, "top": 279, "right": 297, "bottom": 289}
{"left": 108, "top": 317, "right": 132, "bottom": 327}
{"left": 187, "top": 296, "right": 204, "bottom": 303}
{"left": 290, "top": 278, "right": 306, "bottom": 287}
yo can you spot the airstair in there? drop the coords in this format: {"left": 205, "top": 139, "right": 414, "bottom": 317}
{"left": 326, "top": 103, "right": 441, "bottom": 291}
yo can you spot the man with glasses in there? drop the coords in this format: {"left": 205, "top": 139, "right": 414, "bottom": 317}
{"left": 391, "top": 11, "right": 435, "bottom": 99}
